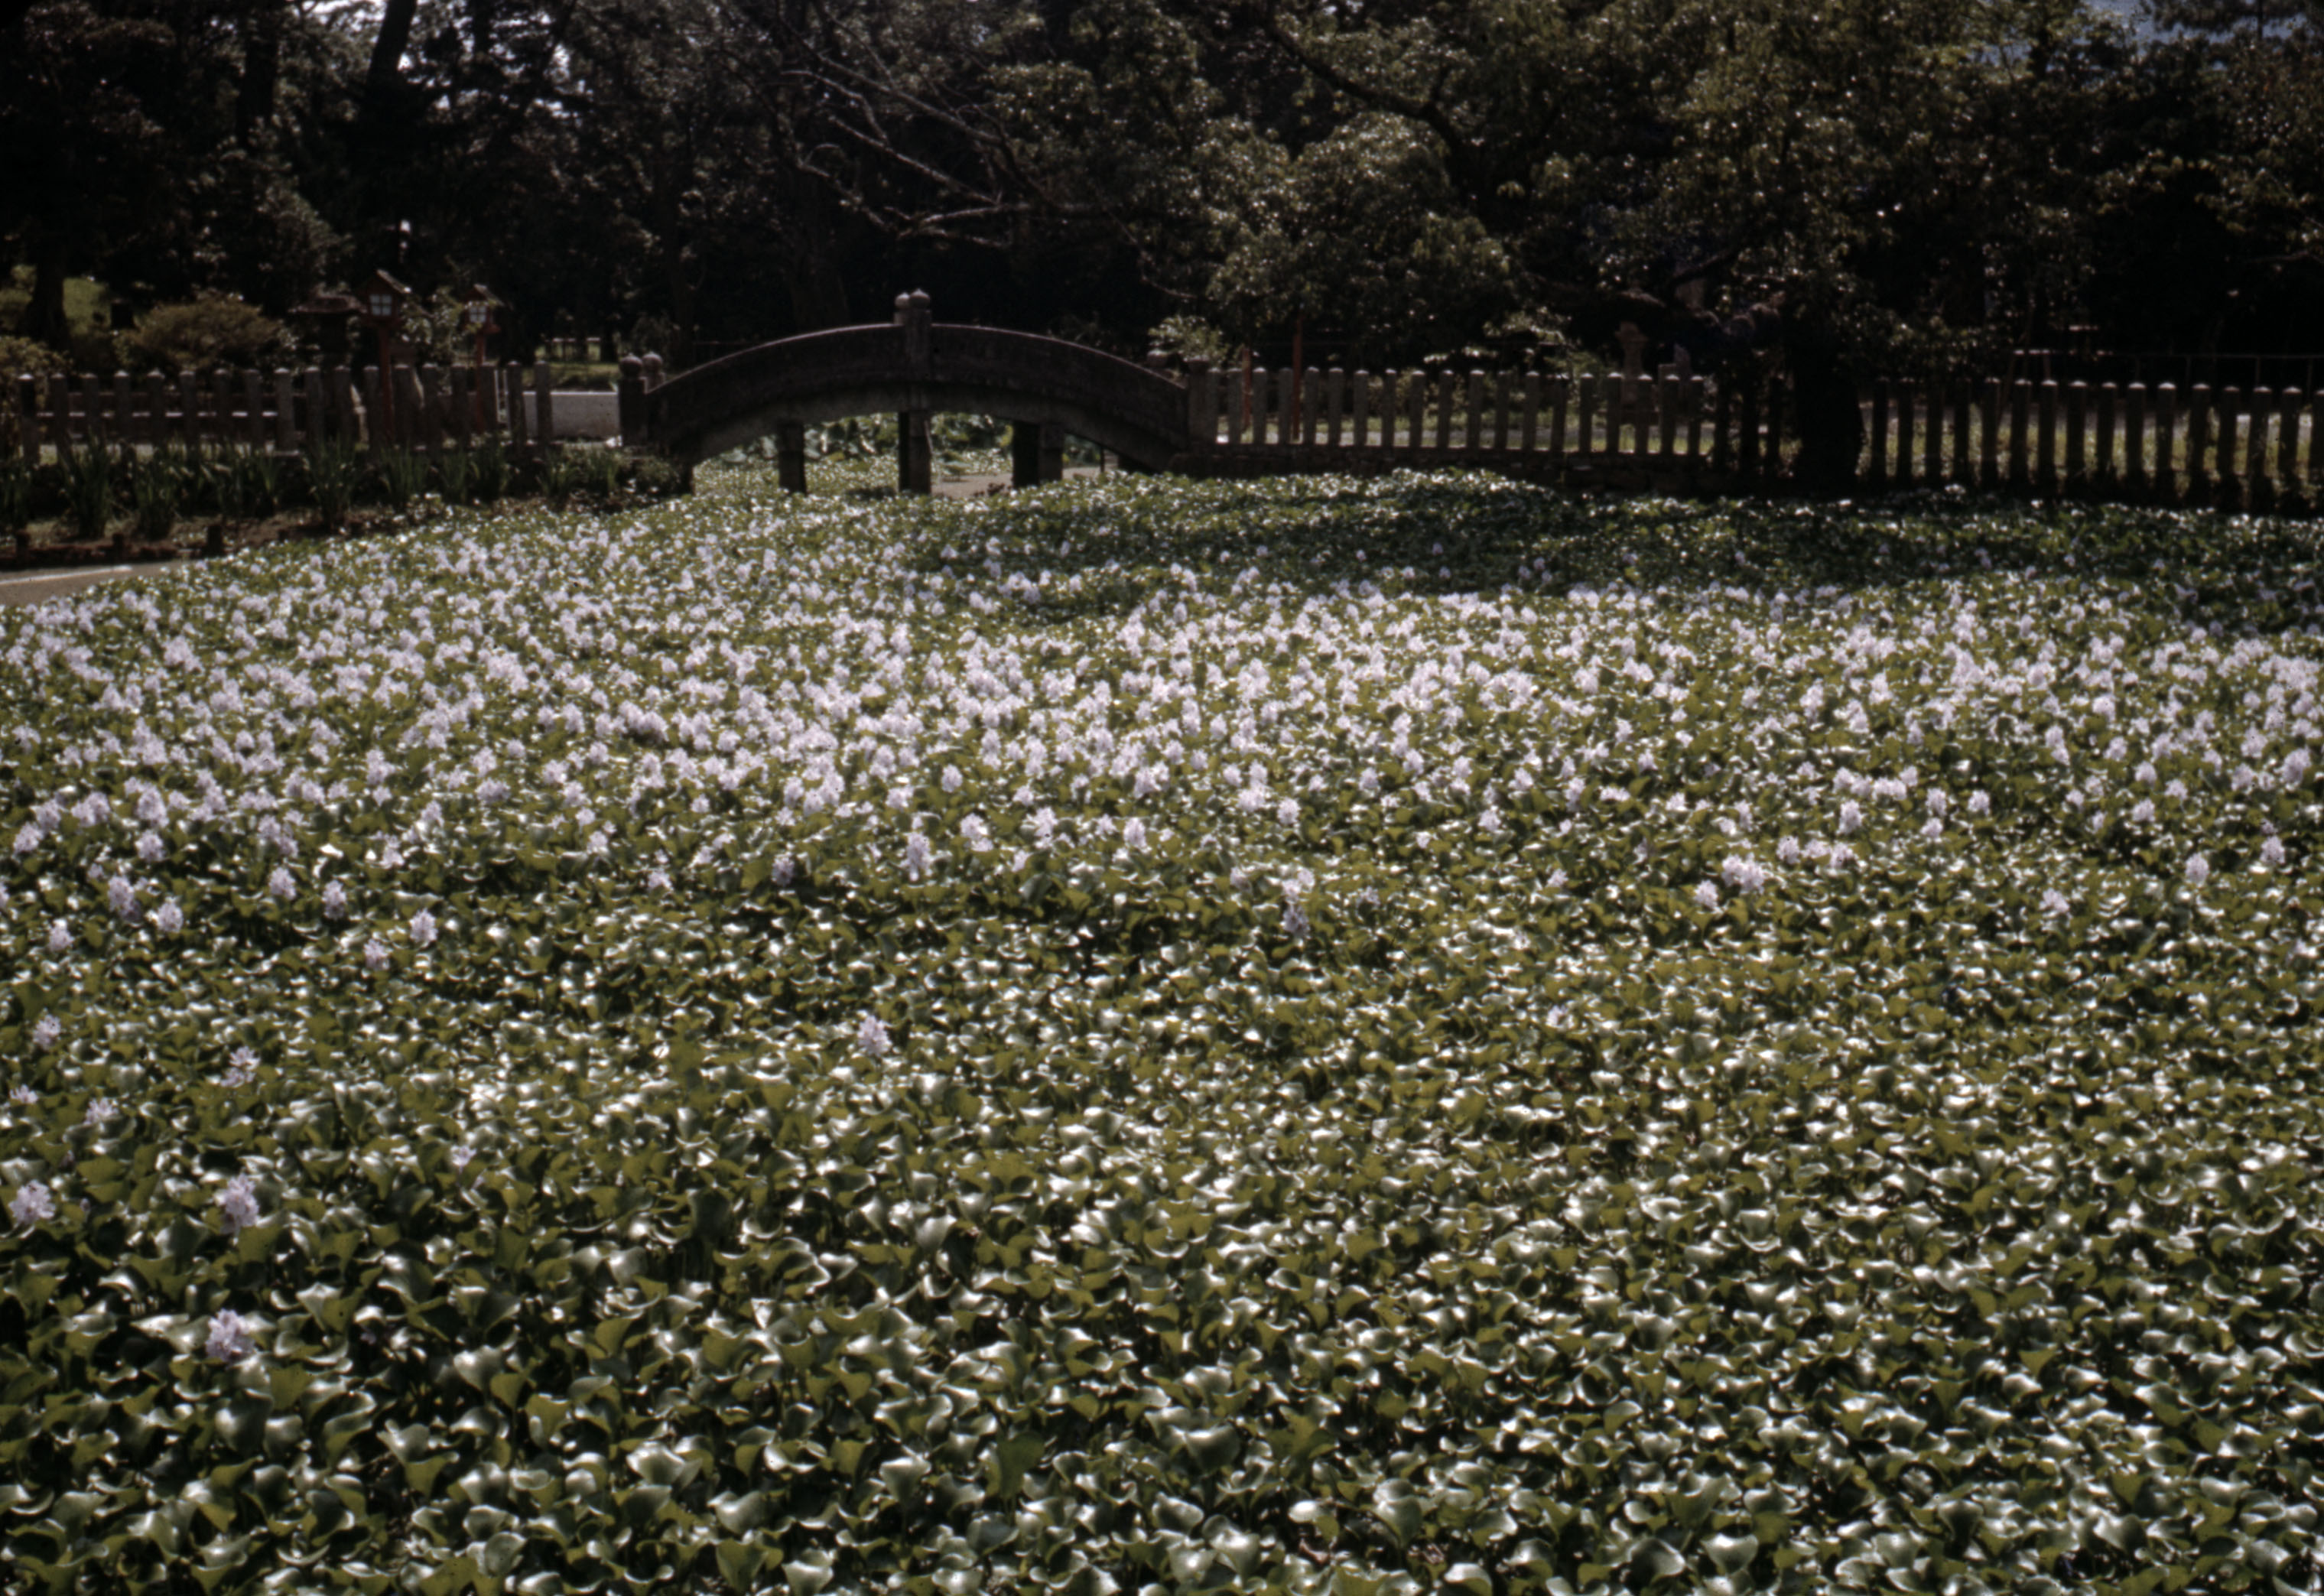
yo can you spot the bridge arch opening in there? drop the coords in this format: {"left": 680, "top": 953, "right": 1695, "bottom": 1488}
{"left": 709, "top": 411, "right": 1123, "bottom": 496}
{"left": 628, "top": 297, "right": 1191, "bottom": 492}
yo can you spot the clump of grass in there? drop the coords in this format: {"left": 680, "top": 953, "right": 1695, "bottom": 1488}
{"left": 128, "top": 447, "right": 180, "bottom": 543}
{"left": 60, "top": 444, "right": 113, "bottom": 540}
{"left": 303, "top": 439, "right": 360, "bottom": 533}
{"left": 371, "top": 447, "right": 427, "bottom": 512}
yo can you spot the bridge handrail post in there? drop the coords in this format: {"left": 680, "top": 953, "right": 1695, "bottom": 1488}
{"left": 618, "top": 355, "right": 646, "bottom": 448}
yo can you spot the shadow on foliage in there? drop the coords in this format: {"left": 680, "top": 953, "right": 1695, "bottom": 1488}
{"left": 890, "top": 470, "right": 2324, "bottom": 634}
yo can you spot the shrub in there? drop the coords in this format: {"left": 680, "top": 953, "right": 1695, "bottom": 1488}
{"left": 122, "top": 293, "right": 290, "bottom": 375}
{"left": 0, "top": 333, "right": 66, "bottom": 379}
{"left": 216, "top": 447, "right": 282, "bottom": 520}
{"left": 470, "top": 438, "right": 510, "bottom": 503}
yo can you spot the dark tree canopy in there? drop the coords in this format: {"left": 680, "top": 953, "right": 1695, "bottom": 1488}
{"left": 5, "top": 0, "right": 2322, "bottom": 479}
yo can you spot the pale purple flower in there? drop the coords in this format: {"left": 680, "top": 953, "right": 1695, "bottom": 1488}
{"left": 136, "top": 831, "right": 164, "bottom": 862}
{"left": 2185, "top": 853, "right": 2210, "bottom": 888}
{"left": 321, "top": 881, "right": 347, "bottom": 920}
{"left": 267, "top": 866, "right": 297, "bottom": 901}
{"left": 83, "top": 1097, "right": 116, "bottom": 1128}
{"left": 409, "top": 909, "right": 438, "bottom": 948}
{"left": 1721, "top": 857, "right": 1766, "bottom": 894}
{"left": 942, "top": 765, "right": 963, "bottom": 793}
{"left": 216, "top": 1175, "right": 262, "bottom": 1234}
{"left": 2283, "top": 749, "right": 2312, "bottom": 788}
{"left": 1968, "top": 791, "right": 1991, "bottom": 816}
{"left": 448, "top": 1144, "right": 475, "bottom": 1172}
{"left": 1122, "top": 817, "right": 1147, "bottom": 851}
{"left": 1837, "top": 800, "right": 1863, "bottom": 836}
{"left": 362, "top": 938, "right": 390, "bottom": 972}
{"left": 152, "top": 899, "right": 183, "bottom": 935}
{"left": 1028, "top": 808, "right": 1058, "bottom": 848}
{"left": 8, "top": 1086, "right": 34, "bottom": 1107}
{"left": 771, "top": 854, "right": 796, "bottom": 887}
{"left": 107, "top": 876, "right": 139, "bottom": 920}
{"left": 903, "top": 832, "right": 933, "bottom": 881}
{"left": 645, "top": 869, "right": 671, "bottom": 892}
{"left": 858, "top": 1013, "right": 892, "bottom": 1058}
{"left": 1695, "top": 879, "right": 1721, "bottom": 911}
{"left": 205, "top": 1310, "right": 258, "bottom": 1364}
{"left": 1282, "top": 898, "right": 1311, "bottom": 941}
{"left": 1277, "top": 798, "right": 1300, "bottom": 829}
{"left": 1826, "top": 842, "right": 1857, "bottom": 873}
{"left": 11, "top": 822, "right": 40, "bottom": 857}
{"left": 11, "top": 1182, "right": 56, "bottom": 1225}
{"left": 2042, "top": 889, "right": 2072, "bottom": 919}
{"left": 2261, "top": 836, "right": 2287, "bottom": 869}
{"left": 32, "top": 1014, "right": 61, "bottom": 1051}
{"left": 1776, "top": 836, "right": 1801, "bottom": 866}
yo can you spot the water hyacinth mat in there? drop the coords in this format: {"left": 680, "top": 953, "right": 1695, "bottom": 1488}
{"left": 2, "top": 467, "right": 2322, "bottom": 1596}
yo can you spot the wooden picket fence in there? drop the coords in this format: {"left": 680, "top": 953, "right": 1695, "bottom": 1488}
{"left": 1184, "top": 362, "right": 2324, "bottom": 507}
{"left": 4, "top": 362, "right": 577, "bottom": 460}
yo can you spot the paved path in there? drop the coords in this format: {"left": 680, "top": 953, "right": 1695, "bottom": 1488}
{"left": 0, "top": 565, "right": 148, "bottom": 608}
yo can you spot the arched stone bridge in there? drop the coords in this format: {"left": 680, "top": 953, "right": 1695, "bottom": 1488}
{"left": 621, "top": 291, "right": 1189, "bottom": 491}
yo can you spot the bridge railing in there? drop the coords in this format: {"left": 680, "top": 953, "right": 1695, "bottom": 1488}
{"left": 1176, "top": 361, "right": 2324, "bottom": 507}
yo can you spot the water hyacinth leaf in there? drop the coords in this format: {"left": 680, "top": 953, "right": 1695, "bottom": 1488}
{"left": 4, "top": 472, "right": 2324, "bottom": 1591}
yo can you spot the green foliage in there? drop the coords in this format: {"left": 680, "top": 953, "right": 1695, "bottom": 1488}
{"left": 122, "top": 294, "right": 291, "bottom": 375}
{"left": 216, "top": 446, "right": 283, "bottom": 522}
{"left": 58, "top": 443, "right": 113, "bottom": 539}
{"left": 3, "top": 472, "right": 2323, "bottom": 1593}
{"left": 0, "top": 457, "right": 29, "bottom": 534}
{"left": 370, "top": 447, "right": 427, "bottom": 512}
{"left": 301, "top": 438, "right": 359, "bottom": 531}
{"left": 126, "top": 445, "right": 182, "bottom": 541}
{"left": 0, "top": 334, "right": 67, "bottom": 379}
{"left": 435, "top": 444, "right": 473, "bottom": 505}
{"left": 470, "top": 438, "right": 511, "bottom": 504}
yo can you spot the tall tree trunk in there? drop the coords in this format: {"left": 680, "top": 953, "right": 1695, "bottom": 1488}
{"left": 236, "top": 0, "right": 284, "bottom": 142}
{"left": 362, "top": 0, "right": 421, "bottom": 127}
{"left": 1787, "top": 337, "right": 1864, "bottom": 490}
{"left": 25, "top": 229, "right": 71, "bottom": 351}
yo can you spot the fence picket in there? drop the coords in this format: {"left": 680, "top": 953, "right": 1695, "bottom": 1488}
{"left": 1685, "top": 375, "right": 1705, "bottom": 464}
{"left": 1895, "top": 380, "right": 1917, "bottom": 487}
{"left": 2094, "top": 383, "right": 2118, "bottom": 491}
{"left": 1407, "top": 372, "right": 1428, "bottom": 453}
{"left": 2279, "top": 388, "right": 2303, "bottom": 495}
{"left": 2064, "top": 382, "right": 2088, "bottom": 491}
{"left": 2186, "top": 385, "right": 2214, "bottom": 500}
{"left": 2036, "top": 380, "right": 2059, "bottom": 493}
{"left": 2154, "top": 385, "right": 2180, "bottom": 502}
{"left": 1325, "top": 369, "right": 1344, "bottom": 447}
{"left": 1547, "top": 374, "right": 1569, "bottom": 459}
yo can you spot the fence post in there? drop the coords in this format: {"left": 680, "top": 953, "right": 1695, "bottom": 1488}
{"left": 2092, "top": 383, "right": 2117, "bottom": 496}
{"left": 617, "top": 356, "right": 645, "bottom": 449}
{"left": 1897, "top": 381, "right": 1920, "bottom": 488}
{"left": 2034, "top": 380, "right": 2058, "bottom": 495}
{"left": 1684, "top": 375, "right": 1705, "bottom": 467}
{"left": 2124, "top": 383, "right": 2147, "bottom": 498}
{"left": 777, "top": 421, "right": 808, "bottom": 493}
{"left": 2277, "top": 387, "right": 2303, "bottom": 505}
{"left": 2064, "top": 381, "right": 2088, "bottom": 495}
{"left": 448, "top": 366, "right": 473, "bottom": 448}
{"left": 1520, "top": 372, "right": 1542, "bottom": 455}
{"left": 1657, "top": 372, "right": 1681, "bottom": 459}
{"left": 11, "top": 375, "right": 34, "bottom": 460}
{"left": 534, "top": 361, "right": 555, "bottom": 451}
{"left": 505, "top": 363, "right": 531, "bottom": 453}
{"left": 1303, "top": 369, "right": 1323, "bottom": 448}
{"left": 2185, "top": 385, "right": 2212, "bottom": 502}
{"left": 1408, "top": 372, "right": 1430, "bottom": 454}
{"left": 2153, "top": 384, "right": 2179, "bottom": 502}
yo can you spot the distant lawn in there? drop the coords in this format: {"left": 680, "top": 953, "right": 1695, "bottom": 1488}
{"left": 2, "top": 471, "right": 2320, "bottom": 1594}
